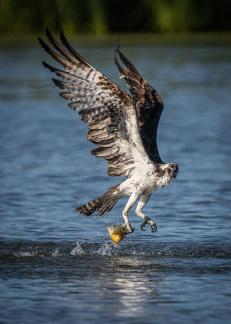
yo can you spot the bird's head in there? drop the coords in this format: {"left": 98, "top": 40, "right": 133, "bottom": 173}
{"left": 156, "top": 163, "right": 179, "bottom": 179}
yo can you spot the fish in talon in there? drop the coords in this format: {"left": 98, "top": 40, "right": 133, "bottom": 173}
{"left": 107, "top": 224, "right": 134, "bottom": 244}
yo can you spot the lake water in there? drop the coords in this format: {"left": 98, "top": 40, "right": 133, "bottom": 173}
{"left": 0, "top": 42, "right": 231, "bottom": 324}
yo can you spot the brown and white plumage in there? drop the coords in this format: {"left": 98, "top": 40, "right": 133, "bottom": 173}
{"left": 39, "top": 28, "right": 178, "bottom": 233}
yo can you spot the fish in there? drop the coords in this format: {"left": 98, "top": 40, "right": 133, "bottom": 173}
{"left": 107, "top": 224, "right": 130, "bottom": 244}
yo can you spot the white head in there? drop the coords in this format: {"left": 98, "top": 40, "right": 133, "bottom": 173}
{"left": 155, "top": 163, "right": 179, "bottom": 186}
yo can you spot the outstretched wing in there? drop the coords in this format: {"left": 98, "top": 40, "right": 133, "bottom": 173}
{"left": 38, "top": 28, "right": 151, "bottom": 177}
{"left": 114, "top": 47, "right": 164, "bottom": 163}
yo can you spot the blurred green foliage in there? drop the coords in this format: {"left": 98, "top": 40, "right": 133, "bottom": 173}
{"left": 0, "top": 0, "right": 230, "bottom": 35}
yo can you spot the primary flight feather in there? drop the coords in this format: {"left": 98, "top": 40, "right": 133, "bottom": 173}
{"left": 39, "top": 28, "right": 178, "bottom": 234}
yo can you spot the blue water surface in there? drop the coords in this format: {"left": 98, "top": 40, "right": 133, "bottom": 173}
{"left": 0, "top": 42, "right": 231, "bottom": 324}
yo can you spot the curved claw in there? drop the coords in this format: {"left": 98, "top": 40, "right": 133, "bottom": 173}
{"left": 141, "top": 216, "right": 157, "bottom": 233}
{"left": 151, "top": 223, "right": 157, "bottom": 233}
{"left": 141, "top": 222, "right": 146, "bottom": 231}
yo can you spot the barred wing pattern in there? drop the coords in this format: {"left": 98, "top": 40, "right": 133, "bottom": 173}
{"left": 38, "top": 28, "right": 151, "bottom": 177}
{"left": 114, "top": 48, "right": 164, "bottom": 163}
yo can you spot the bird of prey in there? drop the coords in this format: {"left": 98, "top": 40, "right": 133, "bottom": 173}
{"left": 38, "top": 28, "right": 178, "bottom": 235}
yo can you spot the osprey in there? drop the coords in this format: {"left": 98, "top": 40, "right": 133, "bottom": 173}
{"left": 39, "top": 28, "right": 178, "bottom": 235}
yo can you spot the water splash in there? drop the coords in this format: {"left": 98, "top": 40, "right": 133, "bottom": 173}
{"left": 0, "top": 240, "right": 231, "bottom": 259}
{"left": 70, "top": 242, "right": 85, "bottom": 256}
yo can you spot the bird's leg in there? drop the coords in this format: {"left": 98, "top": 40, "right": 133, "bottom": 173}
{"left": 135, "top": 194, "right": 157, "bottom": 233}
{"left": 122, "top": 193, "right": 138, "bottom": 234}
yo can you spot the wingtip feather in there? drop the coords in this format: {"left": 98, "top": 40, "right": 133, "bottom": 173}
{"left": 38, "top": 36, "right": 51, "bottom": 54}
{"left": 52, "top": 78, "right": 63, "bottom": 88}
{"left": 42, "top": 60, "right": 49, "bottom": 69}
{"left": 38, "top": 36, "right": 45, "bottom": 48}
{"left": 59, "top": 29, "right": 66, "bottom": 43}
{"left": 42, "top": 61, "right": 57, "bottom": 73}
{"left": 45, "top": 26, "right": 52, "bottom": 40}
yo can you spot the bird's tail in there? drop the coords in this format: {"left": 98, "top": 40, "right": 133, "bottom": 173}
{"left": 76, "top": 185, "right": 122, "bottom": 216}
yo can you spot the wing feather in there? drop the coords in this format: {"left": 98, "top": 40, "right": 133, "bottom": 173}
{"left": 39, "top": 29, "right": 151, "bottom": 177}
{"left": 114, "top": 47, "right": 164, "bottom": 163}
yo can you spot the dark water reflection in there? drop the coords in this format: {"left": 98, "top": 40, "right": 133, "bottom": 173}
{"left": 0, "top": 43, "right": 231, "bottom": 323}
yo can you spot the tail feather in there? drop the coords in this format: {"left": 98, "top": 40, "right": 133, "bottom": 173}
{"left": 76, "top": 185, "right": 122, "bottom": 216}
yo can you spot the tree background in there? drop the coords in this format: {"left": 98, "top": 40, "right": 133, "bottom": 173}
{"left": 0, "top": 0, "right": 230, "bottom": 36}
